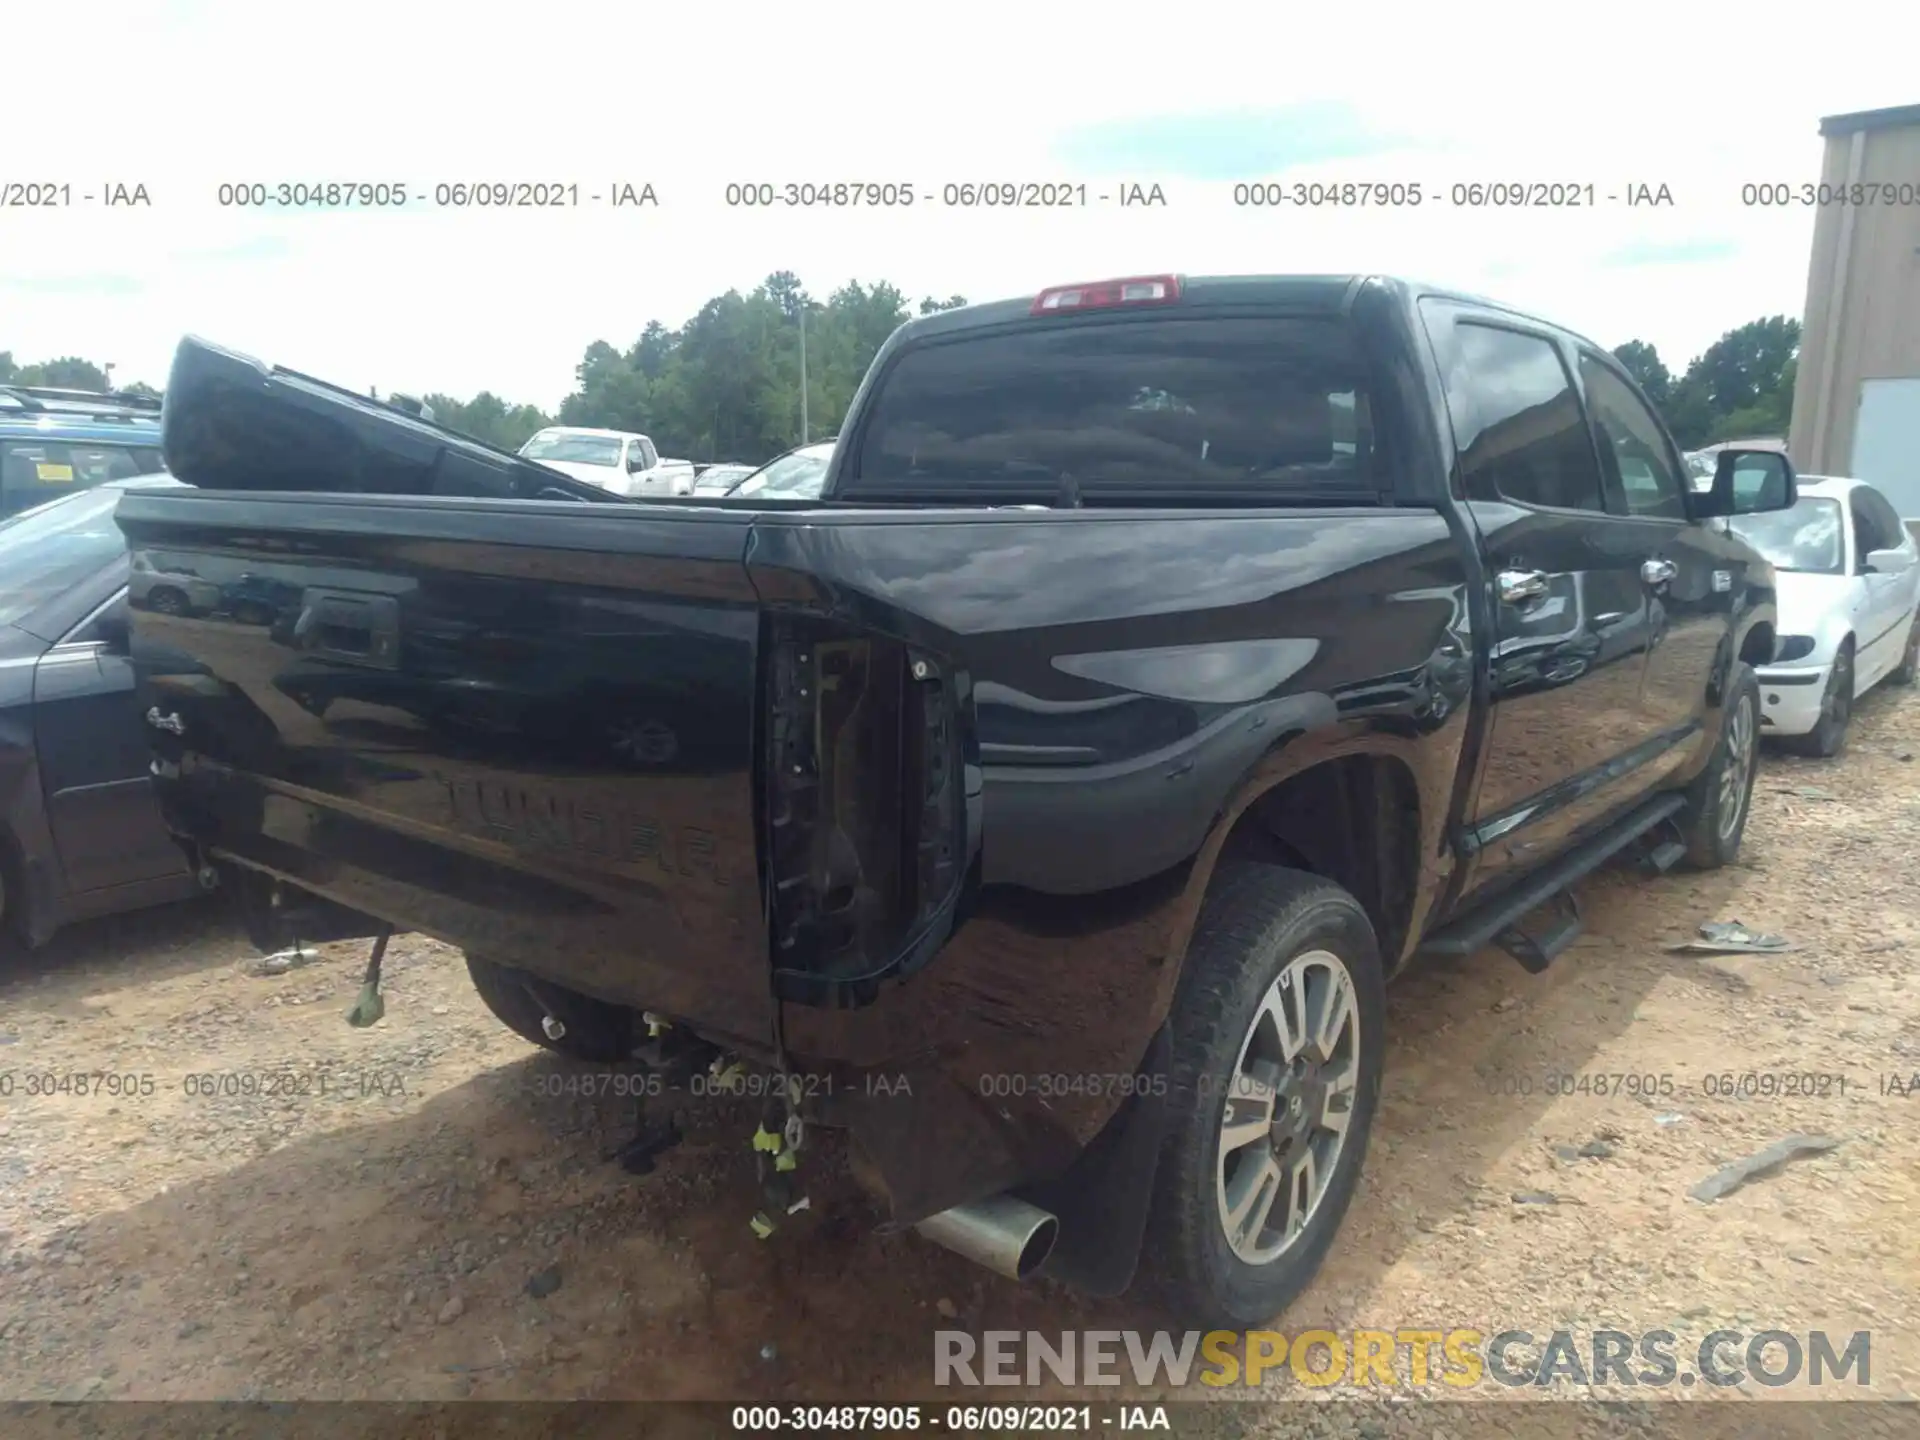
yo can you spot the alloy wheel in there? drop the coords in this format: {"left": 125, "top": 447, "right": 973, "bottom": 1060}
{"left": 1824, "top": 652, "right": 1853, "bottom": 732}
{"left": 1716, "top": 689, "right": 1756, "bottom": 842}
{"left": 1215, "top": 948, "right": 1361, "bottom": 1265}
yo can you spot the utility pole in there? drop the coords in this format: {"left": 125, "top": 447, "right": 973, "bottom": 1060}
{"left": 798, "top": 300, "right": 809, "bottom": 445}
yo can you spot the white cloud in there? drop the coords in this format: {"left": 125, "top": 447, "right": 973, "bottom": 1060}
{"left": 3, "top": 0, "right": 1902, "bottom": 405}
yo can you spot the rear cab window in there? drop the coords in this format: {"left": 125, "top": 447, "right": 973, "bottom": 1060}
{"left": 840, "top": 315, "right": 1386, "bottom": 506}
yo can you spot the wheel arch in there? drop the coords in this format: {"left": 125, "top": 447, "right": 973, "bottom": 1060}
{"left": 1155, "top": 728, "right": 1448, "bottom": 1011}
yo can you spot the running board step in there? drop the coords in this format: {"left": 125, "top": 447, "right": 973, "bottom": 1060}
{"left": 1495, "top": 891, "right": 1582, "bottom": 974}
{"left": 1419, "top": 792, "right": 1689, "bottom": 967}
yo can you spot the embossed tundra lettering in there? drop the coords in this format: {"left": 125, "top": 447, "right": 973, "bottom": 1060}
{"left": 437, "top": 776, "right": 731, "bottom": 886}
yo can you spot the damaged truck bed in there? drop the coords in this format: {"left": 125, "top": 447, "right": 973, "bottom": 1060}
{"left": 119, "top": 281, "right": 1793, "bottom": 1325}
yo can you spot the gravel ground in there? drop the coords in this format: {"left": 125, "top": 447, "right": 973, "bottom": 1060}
{"left": 1, "top": 686, "right": 1916, "bottom": 1427}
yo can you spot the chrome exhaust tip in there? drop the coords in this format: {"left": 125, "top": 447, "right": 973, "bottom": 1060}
{"left": 914, "top": 1194, "right": 1059, "bottom": 1281}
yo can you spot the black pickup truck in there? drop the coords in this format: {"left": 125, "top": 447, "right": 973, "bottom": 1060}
{"left": 119, "top": 279, "right": 1795, "bottom": 1327}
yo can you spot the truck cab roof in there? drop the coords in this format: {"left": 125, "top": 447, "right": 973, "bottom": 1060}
{"left": 894, "top": 274, "right": 1603, "bottom": 351}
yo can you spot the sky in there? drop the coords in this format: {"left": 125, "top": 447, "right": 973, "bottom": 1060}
{"left": 4, "top": 0, "right": 1911, "bottom": 411}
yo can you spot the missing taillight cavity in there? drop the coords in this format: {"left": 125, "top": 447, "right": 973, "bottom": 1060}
{"left": 765, "top": 621, "right": 966, "bottom": 1002}
{"left": 765, "top": 624, "right": 907, "bottom": 994}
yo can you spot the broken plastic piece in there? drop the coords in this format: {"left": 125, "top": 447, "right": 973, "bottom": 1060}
{"left": 346, "top": 926, "right": 392, "bottom": 1027}
{"left": 1665, "top": 920, "right": 1790, "bottom": 955}
{"left": 251, "top": 946, "right": 319, "bottom": 977}
{"left": 1690, "top": 1133, "right": 1842, "bottom": 1203}
{"left": 345, "top": 980, "right": 385, "bottom": 1028}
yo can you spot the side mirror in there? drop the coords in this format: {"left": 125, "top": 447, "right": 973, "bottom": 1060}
{"left": 1866, "top": 547, "right": 1916, "bottom": 575}
{"left": 95, "top": 610, "right": 131, "bottom": 652}
{"left": 1693, "top": 448, "right": 1797, "bottom": 518}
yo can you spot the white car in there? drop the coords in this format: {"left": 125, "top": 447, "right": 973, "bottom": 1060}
{"left": 517, "top": 426, "right": 696, "bottom": 498}
{"left": 730, "top": 439, "right": 836, "bottom": 500}
{"left": 692, "top": 463, "right": 756, "bottom": 495}
{"left": 1731, "top": 475, "right": 1920, "bottom": 755}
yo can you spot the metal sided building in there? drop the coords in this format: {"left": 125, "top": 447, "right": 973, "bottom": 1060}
{"left": 1787, "top": 102, "right": 1920, "bottom": 521}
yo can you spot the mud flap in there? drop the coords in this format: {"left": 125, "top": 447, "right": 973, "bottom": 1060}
{"left": 1024, "top": 1026, "right": 1173, "bottom": 1297}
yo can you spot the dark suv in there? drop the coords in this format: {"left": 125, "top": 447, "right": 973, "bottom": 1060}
{"left": 1, "top": 385, "right": 166, "bottom": 518}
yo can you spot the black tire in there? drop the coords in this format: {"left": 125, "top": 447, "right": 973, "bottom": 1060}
{"left": 147, "top": 586, "right": 189, "bottom": 617}
{"left": 1141, "top": 864, "right": 1386, "bottom": 1328}
{"left": 1785, "top": 642, "right": 1853, "bottom": 759}
{"left": 1678, "top": 663, "right": 1760, "bottom": 868}
{"left": 0, "top": 844, "right": 17, "bottom": 945}
{"left": 1892, "top": 617, "right": 1919, "bottom": 687}
{"left": 464, "top": 953, "right": 633, "bottom": 1063}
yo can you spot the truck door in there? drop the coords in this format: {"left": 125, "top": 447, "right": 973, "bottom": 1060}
{"left": 1573, "top": 349, "right": 1730, "bottom": 749}
{"left": 1848, "top": 483, "right": 1917, "bottom": 685}
{"left": 1422, "top": 305, "right": 1688, "bottom": 900}
{"left": 34, "top": 590, "right": 193, "bottom": 894}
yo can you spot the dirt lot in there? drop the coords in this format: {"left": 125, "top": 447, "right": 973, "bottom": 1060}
{"left": 2, "top": 687, "right": 1917, "bottom": 1425}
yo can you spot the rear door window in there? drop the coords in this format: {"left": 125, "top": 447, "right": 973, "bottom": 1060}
{"left": 2, "top": 440, "right": 148, "bottom": 516}
{"left": 1853, "top": 485, "right": 1907, "bottom": 560}
{"left": 844, "top": 317, "right": 1383, "bottom": 504}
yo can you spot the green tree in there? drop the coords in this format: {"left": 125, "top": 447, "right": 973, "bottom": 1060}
{"left": 919, "top": 294, "right": 968, "bottom": 315}
{"left": 1688, "top": 316, "right": 1800, "bottom": 422}
{"left": 1616, "top": 317, "right": 1802, "bottom": 449}
{"left": 3, "top": 356, "right": 112, "bottom": 390}
{"left": 423, "top": 391, "right": 554, "bottom": 451}
{"left": 1610, "top": 340, "right": 1672, "bottom": 406}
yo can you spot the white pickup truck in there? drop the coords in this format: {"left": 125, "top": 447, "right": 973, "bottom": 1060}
{"left": 516, "top": 425, "right": 696, "bottom": 498}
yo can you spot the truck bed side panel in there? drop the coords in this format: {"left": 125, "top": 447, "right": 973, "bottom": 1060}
{"left": 745, "top": 507, "right": 1472, "bottom": 1218}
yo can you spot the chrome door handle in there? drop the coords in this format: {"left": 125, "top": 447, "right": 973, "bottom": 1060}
{"left": 1496, "top": 569, "right": 1550, "bottom": 605}
{"left": 1641, "top": 558, "right": 1677, "bottom": 587}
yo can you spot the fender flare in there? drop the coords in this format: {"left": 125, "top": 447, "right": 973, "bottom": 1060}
{"left": 1146, "top": 719, "right": 1447, "bottom": 1025}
